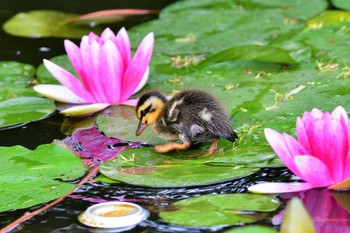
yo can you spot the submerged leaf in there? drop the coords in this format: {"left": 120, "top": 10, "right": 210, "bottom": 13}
{"left": 159, "top": 193, "right": 280, "bottom": 226}
{"left": 3, "top": 10, "right": 103, "bottom": 38}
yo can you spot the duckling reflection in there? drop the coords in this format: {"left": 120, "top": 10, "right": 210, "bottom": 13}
{"left": 135, "top": 90, "right": 238, "bottom": 155}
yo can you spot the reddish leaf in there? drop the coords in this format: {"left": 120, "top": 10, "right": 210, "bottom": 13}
{"left": 63, "top": 126, "right": 141, "bottom": 164}
{"left": 329, "top": 177, "right": 350, "bottom": 191}
{"left": 64, "top": 9, "right": 158, "bottom": 25}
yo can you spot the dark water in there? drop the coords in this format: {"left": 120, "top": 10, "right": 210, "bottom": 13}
{"left": 0, "top": 1, "right": 346, "bottom": 233}
{"left": 0, "top": 167, "right": 291, "bottom": 233}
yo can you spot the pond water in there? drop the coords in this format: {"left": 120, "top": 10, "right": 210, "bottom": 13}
{"left": 1, "top": 0, "right": 350, "bottom": 233}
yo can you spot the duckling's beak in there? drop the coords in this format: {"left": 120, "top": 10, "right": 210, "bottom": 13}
{"left": 136, "top": 121, "right": 148, "bottom": 136}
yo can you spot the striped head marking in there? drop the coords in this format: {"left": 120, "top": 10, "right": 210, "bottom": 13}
{"left": 135, "top": 91, "right": 167, "bottom": 136}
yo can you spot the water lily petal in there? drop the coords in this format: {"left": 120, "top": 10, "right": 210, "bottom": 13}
{"left": 321, "top": 112, "right": 332, "bottom": 122}
{"left": 294, "top": 155, "right": 332, "bottom": 187}
{"left": 88, "top": 31, "right": 100, "bottom": 44}
{"left": 121, "top": 99, "right": 138, "bottom": 106}
{"left": 65, "top": 39, "right": 92, "bottom": 96}
{"left": 296, "top": 117, "right": 311, "bottom": 152}
{"left": 100, "top": 27, "right": 116, "bottom": 43}
{"left": 264, "top": 128, "right": 306, "bottom": 177}
{"left": 132, "top": 67, "right": 149, "bottom": 95}
{"left": 344, "top": 150, "right": 350, "bottom": 178}
{"left": 34, "top": 84, "right": 88, "bottom": 103}
{"left": 324, "top": 119, "right": 348, "bottom": 182}
{"left": 100, "top": 40, "right": 123, "bottom": 103}
{"left": 306, "top": 119, "right": 328, "bottom": 163}
{"left": 80, "top": 36, "right": 102, "bottom": 102}
{"left": 60, "top": 103, "right": 110, "bottom": 116}
{"left": 115, "top": 27, "right": 131, "bottom": 69}
{"left": 43, "top": 59, "right": 94, "bottom": 102}
{"left": 309, "top": 108, "right": 323, "bottom": 119}
{"left": 248, "top": 182, "right": 313, "bottom": 194}
{"left": 64, "top": 39, "right": 83, "bottom": 78}
{"left": 90, "top": 40, "right": 107, "bottom": 102}
{"left": 121, "top": 32, "right": 154, "bottom": 101}
{"left": 331, "top": 106, "right": 349, "bottom": 122}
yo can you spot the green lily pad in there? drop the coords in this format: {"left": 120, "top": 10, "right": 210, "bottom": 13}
{"left": 332, "top": 0, "right": 350, "bottom": 11}
{"left": 0, "top": 61, "right": 37, "bottom": 101}
{"left": 0, "top": 97, "right": 56, "bottom": 129}
{"left": 198, "top": 45, "right": 298, "bottom": 68}
{"left": 223, "top": 226, "right": 277, "bottom": 233}
{"left": 128, "top": 0, "right": 328, "bottom": 58}
{"left": 0, "top": 144, "right": 86, "bottom": 212}
{"left": 3, "top": 10, "right": 103, "bottom": 39}
{"left": 0, "top": 61, "right": 56, "bottom": 128}
{"left": 99, "top": 141, "right": 277, "bottom": 187}
{"left": 307, "top": 10, "right": 350, "bottom": 27}
{"left": 159, "top": 193, "right": 280, "bottom": 226}
{"left": 97, "top": 105, "right": 167, "bottom": 145}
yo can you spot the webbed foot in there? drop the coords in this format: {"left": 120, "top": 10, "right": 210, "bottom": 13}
{"left": 153, "top": 142, "right": 191, "bottom": 153}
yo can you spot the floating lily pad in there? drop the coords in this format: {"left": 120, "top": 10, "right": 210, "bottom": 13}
{"left": 3, "top": 10, "right": 103, "bottom": 39}
{"left": 159, "top": 193, "right": 280, "bottom": 226}
{"left": 223, "top": 226, "right": 277, "bottom": 233}
{"left": 0, "top": 144, "right": 86, "bottom": 212}
{"left": 198, "top": 45, "right": 298, "bottom": 67}
{"left": 307, "top": 10, "right": 350, "bottom": 27}
{"left": 0, "top": 97, "right": 56, "bottom": 129}
{"left": 99, "top": 140, "right": 279, "bottom": 187}
{"left": 0, "top": 61, "right": 37, "bottom": 101}
{"left": 161, "top": 0, "right": 327, "bottom": 20}
{"left": 332, "top": 0, "right": 350, "bottom": 11}
{"left": 97, "top": 105, "right": 167, "bottom": 145}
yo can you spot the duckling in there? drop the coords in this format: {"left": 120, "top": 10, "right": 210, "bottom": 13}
{"left": 135, "top": 89, "right": 238, "bottom": 155}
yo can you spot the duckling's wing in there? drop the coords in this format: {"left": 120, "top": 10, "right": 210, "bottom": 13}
{"left": 205, "top": 116, "right": 238, "bottom": 142}
{"left": 165, "top": 90, "right": 238, "bottom": 142}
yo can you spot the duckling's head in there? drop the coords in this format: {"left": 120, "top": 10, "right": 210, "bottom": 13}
{"left": 135, "top": 90, "right": 167, "bottom": 136}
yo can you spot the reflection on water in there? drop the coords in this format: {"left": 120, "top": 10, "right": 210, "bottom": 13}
{"left": 275, "top": 189, "right": 350, "bottom": 233}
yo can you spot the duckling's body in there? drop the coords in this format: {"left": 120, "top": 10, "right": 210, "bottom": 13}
{"left": 136, "top": 90, "right": 237, "bottom": 154}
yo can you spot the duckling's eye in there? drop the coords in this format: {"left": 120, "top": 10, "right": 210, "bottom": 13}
{"left": 140, "top": 105, "right": 152, "bottom": 117}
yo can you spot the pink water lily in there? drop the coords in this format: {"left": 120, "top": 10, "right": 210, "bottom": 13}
{"left": 34, "top": 27, "right": 154, "bottom": 116}
{"left": 249, "top": 106, "right": 350, "bottom": 193}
